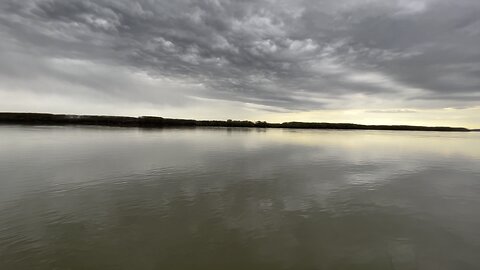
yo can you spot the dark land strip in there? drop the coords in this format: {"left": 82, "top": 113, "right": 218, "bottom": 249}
{"left": 0, "top": 112, "right": 471, "bottom": 132}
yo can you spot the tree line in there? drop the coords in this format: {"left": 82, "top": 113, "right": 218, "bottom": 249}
{"left": 0, "top": 112, "right": 470, "bottom": 132}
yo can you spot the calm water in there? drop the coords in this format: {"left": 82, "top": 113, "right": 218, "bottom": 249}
{"left": 1, "top": 126, "right": 480, "bottom": 270}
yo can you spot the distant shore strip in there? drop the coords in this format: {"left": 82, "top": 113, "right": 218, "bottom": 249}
{"left": 0, "top": 112, "right": 471, "bottom": 132}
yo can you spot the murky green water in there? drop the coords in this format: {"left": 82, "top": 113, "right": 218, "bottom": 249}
{"left": 1, "top": 125, "right": 480, "bottom": 269}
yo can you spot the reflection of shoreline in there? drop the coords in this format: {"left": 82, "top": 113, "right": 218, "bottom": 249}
{"left": 1, "top": 125, "right": 480, "bottom": 269}
{"left": 0, "top": 112, "right": 471, "bottom": 132}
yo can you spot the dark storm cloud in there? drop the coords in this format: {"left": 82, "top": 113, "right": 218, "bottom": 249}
{"left": 1, "top": 0, "right": 480, "bottom": 110}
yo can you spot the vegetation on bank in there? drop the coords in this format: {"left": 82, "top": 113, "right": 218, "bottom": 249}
{"left": 0, "top": 112, "right": 470, "bottom": 132}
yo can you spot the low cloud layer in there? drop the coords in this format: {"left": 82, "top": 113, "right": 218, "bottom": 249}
{"left": 0, "top": 0, "right": 479, "bottom": 124}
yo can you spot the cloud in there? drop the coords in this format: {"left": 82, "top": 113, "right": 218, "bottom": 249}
{"left": 0, "top": 0, "right": 479, "bottom": 116}
{"left": 366, "top": 109, "right": 418, "bottom": 114}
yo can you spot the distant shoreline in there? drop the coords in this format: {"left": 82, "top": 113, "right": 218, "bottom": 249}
{"left": 0, "top": 112, "right": 471, "bottom": 132}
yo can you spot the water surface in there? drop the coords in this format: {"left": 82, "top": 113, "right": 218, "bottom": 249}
{"left": 1, "top": 126, "right": 480, "bottom": 269}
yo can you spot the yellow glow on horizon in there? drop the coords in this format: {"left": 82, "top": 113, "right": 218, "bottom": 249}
{"left": 257, "top": 107, "right": 480, "bottom": 129}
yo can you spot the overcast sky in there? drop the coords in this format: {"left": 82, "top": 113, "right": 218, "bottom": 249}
{"left": 1, "top": 0, "right": 479, "bottom": 127}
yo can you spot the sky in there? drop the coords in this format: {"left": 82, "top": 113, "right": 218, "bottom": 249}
{"left": 0, "top": 0, "right": 479, "bottom": 128}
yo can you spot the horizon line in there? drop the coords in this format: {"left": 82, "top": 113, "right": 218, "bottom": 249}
{"left": 0, "top": 112, "right": 474, "bottom": 132}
